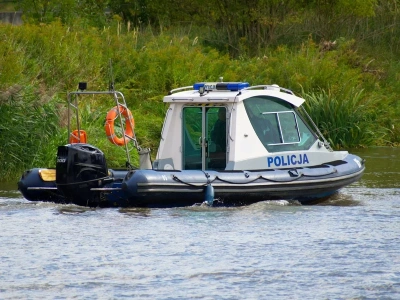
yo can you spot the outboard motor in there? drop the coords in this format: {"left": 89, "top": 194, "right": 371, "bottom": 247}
{"left": 56, "top": 143, "right": 109, "bottom": 206}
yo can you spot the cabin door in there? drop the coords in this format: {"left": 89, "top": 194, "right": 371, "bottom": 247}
{"left": 182, "top": 106, "right": 227, "bottom": 170}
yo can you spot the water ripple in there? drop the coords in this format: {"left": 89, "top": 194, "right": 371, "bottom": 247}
{"left": 2, "top": 147, "right": 400, "bottom": 299}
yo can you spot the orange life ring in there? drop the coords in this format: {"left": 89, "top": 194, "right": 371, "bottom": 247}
{"left": 104, "top": 106, "right": 135, "bottom": 146}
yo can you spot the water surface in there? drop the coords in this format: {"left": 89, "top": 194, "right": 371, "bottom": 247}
{"left": 1, "top": 147, "right": 400, "bottom": 299}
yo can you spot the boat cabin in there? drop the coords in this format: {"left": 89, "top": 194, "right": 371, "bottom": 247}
{"left": 153, "top": 82, "right": 348, "bottom": 171}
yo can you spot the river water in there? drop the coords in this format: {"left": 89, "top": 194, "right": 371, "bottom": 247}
{"left": 1, "top": 147, "right": 399, "bottom": 299}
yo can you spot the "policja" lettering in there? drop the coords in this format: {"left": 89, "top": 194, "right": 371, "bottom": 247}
{"left": 267, "top": 154, "right": 309, "bottom": 167}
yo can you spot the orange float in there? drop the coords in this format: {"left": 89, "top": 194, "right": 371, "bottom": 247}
{"left": 104, "top": 106, "right": 134, "bottom": 146}
{"left": 69, "top": 129, "right": 87, "bottom": 144}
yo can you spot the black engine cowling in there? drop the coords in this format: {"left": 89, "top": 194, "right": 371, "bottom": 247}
{"left": 56, "top": 143, "right": 109, "bottom": 205}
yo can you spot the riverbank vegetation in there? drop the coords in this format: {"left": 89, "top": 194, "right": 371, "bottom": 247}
{"left": 1, "top": 0, "right": 399, "bottom": 180}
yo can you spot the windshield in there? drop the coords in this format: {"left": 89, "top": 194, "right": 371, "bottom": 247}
{"left": 243, "top": 96, "right": 317, "bottom": 152}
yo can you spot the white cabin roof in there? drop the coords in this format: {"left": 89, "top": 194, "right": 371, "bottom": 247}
{"left": 163, "top": 83, "right": 305, "bottom": 107}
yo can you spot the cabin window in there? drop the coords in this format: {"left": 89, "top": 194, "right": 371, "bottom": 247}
{"left": 243, "top": 96, "right": 317, "bottom": 152}
{"left": 182, "top": 106, "right": 227, "bottom": 170}
{"left": 182, "top": 107, "right": 202, "bottom": 170}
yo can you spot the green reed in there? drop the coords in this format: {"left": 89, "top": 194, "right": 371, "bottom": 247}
{"left": 301, "top": 87, "right": 387, "bottom": 148}
{"left": 0, "top": 85, "right": 63, "bottom": 179}
{"left": 0, "top": 21, "right": 397, "bottom": 180}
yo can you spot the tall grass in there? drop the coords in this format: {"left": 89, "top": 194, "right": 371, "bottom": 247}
{"left": 0, "top": 85, "right": 63, "bottom": 179}
{"left": 301, "top": 87, "right": 388, "bottom": 148}
{"left": 0, "top": 21, "right": 396, "bottom": 180}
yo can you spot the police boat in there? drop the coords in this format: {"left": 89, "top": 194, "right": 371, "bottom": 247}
{"left": 18, "top": 80, "right": 365, "bottom": 207}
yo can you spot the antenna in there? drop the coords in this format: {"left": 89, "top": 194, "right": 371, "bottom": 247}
{"left": 108, "top": 59, "right": 115, "bottom": 91}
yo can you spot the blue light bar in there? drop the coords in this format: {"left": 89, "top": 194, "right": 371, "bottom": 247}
{"left": 193, "top": 82, "right": 250, "bottom": 92}
{"left": 193, "top": 82, "right": 208, "bottom": 90}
